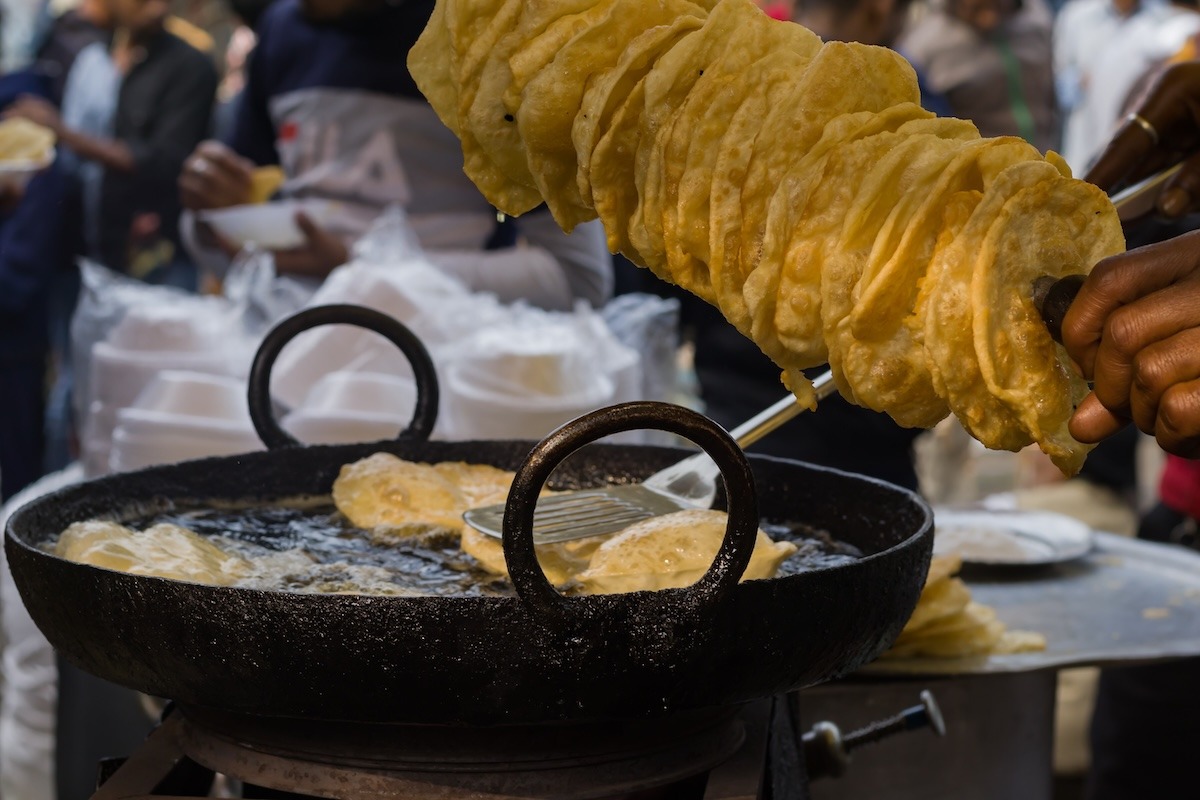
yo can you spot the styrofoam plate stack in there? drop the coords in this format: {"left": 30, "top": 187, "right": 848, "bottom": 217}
{"left": 81, "top": 305, "right": 240, "bottom": 477}
{"left": 281, "top": 371, "right": 418, "bottom": 446}
{"left": 107, "top": 372, "right": 263, "bottom": 473}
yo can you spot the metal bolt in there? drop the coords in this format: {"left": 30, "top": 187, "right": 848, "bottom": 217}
{"left": 842, "top": 690, "right": 945, "bottom": 754}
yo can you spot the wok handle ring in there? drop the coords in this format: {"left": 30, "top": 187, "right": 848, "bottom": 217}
{"left": 247, "top": 304, "right": 439, "bottom": 449}
{"left": 502, "top": 401, "right": 760, "bottom": 621}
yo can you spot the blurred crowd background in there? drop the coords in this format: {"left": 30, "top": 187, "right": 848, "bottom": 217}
{"left": 0, "top": 0, "right": 1188, "bottom": 519}
{"left": 0, "top": 0, "right": 1196, "bottom": 797}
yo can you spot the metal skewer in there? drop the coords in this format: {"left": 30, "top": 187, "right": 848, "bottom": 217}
{"left": 1032, "top": 163, "right": 1182, "bottom": 338}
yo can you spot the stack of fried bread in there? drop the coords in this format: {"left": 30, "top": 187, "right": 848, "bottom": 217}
{"left": 883, "top": 554, "right": 1045, "bottom": 659}
{"left": 0, "top": 118, "right": 54, "bottom": 164}
{"left": 408, "top": 0, "right": 1126, "bottom": 474}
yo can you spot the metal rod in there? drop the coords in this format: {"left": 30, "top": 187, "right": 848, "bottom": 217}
{"left": 1111, "top": 162, "right": 1183, "bottom": 222}
{"left": 726, "top": 371, "right": 836, "bottom": 449}
{"left": 842, "top": 690, "right": 945, "bottom": 754}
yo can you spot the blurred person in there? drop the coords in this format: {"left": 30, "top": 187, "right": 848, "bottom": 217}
{"left": 901, "top": 0, "right": 1060, "bottom": 153}
{"left": 15, "top": 0, "right": 216, "bottom": 479}
{"left": 0, "top": 9, "right": 216, "bottom": 787}
{"left": 761, "top": 0, "right": 794, "bottom": 19}
{"left": 0, "top": 79, "right": 76, "bottom": 800}
{"left": 1076, "top": 0, "right": 1200, "bottom": 169}
{"left": 0, "top": 162, "right": 72, "bottom": 504}
{"left": 1055, "top": 0, "right": 1168, "bottom": 172}
{"left": 5, "top": 0, "right": 217, "bottom": 288}
{"left": 794, "top": 0, "right": 953, "bottom": 115}
{"left": 178, "top": 0, "right": 612, "bottom": 310}
{"left": 31, "top": 0, "right": 212, "bottom": 105}
{"left": 212, "top": 0, "right": 276, "bottom": 142}
{"left": 1055, "top": 60, "right": 1200, "bottom": 799}
{"left": 28, "top": 0, "right": 108, "bottom": 105}
{"left": 2, "top": 0, "right": 46, "bottom": 70}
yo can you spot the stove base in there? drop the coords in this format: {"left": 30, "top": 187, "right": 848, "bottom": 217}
{"left": 91, "top": 701, "right": 794, "bottom": 800}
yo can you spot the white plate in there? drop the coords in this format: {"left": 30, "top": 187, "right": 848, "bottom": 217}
{"left": 0, "top": 151, "right": 55, "bottom": 190}
{"left": 931, "top": 507, "right": 1095, "bottom": 566}
{"left": 200, "top": 199, "right": 339, "bottom": 250}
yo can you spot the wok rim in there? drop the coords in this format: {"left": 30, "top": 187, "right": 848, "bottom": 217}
{"left": 5, "top": 442, "right": 933, "bottom": 606}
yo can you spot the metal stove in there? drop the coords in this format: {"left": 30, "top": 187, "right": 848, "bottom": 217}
{"left": 89, "top": 693, "right": 941, "bottom": 800}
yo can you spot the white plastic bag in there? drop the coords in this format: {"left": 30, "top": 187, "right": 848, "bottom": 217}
{"left": 221, "top": 247, "right": 318, "bottom": 335}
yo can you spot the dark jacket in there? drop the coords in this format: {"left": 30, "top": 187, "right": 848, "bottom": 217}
{"left": 98, "top": 30, "right": 217, "bottom": 271}
{"left": 0, "top": 159, "right": 73, "bottom": 363}
{"left": 33, "top": 8, "right": 107, "bottom": 106}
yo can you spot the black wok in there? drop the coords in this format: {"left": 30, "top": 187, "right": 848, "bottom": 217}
{"left": 5, "top": 305, "right": 933, "bottom": 725}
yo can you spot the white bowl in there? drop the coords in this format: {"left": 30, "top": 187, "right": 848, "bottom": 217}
{"left": 109, "top": 396, "right": 264, "bottom": 473}
{"left": 456, "top": 327, "right": 609, "bottom": 399}
{"left": 281, "top": 412, "right": 406, "bottom": 446}
{"left": 108, "top": 427, "right": 262, "bottom": 473}
{"left": 279, "top": 371, "right": 421, "bottom": 446}
{"left": 107, "top": 304, "right": 226, "bottom": 352}
{"left": 269, "top": 331, "right": 418, "bottom": 410}
{"left": 89, "top": 344, "right": 234, "bottom": 409}
{"left": 313, "top": 263, "right": 468, "bottom": 320}
{"left": 114, "top": 407, "right": 259, "bottom": 443}
{"left": 130, "top": 371, "right": 250, "bottom": 422}
{"left": 300, "top": 371, "right": 416, "bottom": 417}
{"left": 200, "top": 199, "right": 340, "bottom": 250}
{"left": 443, "top": 365, "right": 613, "bottom": 441}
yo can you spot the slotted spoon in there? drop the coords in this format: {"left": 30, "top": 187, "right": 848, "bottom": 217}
{"left": 463, "top": 371, "right": 836, "bottom": 544}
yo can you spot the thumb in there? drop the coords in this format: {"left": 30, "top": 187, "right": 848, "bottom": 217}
{"left": 1156, "top": 148, "right": 1200, "bottom": 218}
{"left": 294, "top": 211, "right": 320, "bottom": 241}
{"left": 1069, "top": 392, "right": 1131, "bottom": 444}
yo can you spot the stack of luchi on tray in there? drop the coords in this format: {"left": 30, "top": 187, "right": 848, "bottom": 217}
{"left": 408, "top": 0, "right": 1125, "bottom": 474}
{"left": 883, "top": 555, "right": 1046, "bottom": 658}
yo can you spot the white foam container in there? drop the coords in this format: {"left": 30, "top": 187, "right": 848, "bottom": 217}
{"left": 108, "top": 427, "right": 262, "bottom": 473}
{"left": 89, "top": 343, "right": 234, "bottom": 409}
{"left": 301, "top": 371, "right": 416, "bottom": 417}
{"left": 199, "top": 199, "right": 340, "bottom": 250}
{"left": 131, "top": 371, "right": 251, "bottom": 421}
{"left": 107, "top": 372, "right": 263, "bottom": 472}
{"left": 279, "top": 371, "right": 417, "bottom": 446}
{"left": 281, "top": 413, "right": 406, "bottom": 446}
{"left": 442, "top": 365, "right": 614, "bottom": 441}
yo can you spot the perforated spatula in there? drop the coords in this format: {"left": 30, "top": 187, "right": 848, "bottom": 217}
{"left": 463, "top": 371, "right": 837, "bottom": 544}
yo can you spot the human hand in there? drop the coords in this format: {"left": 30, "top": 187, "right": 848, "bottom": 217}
{"left": 1061, "top": 230, "right": 1200, "bottom": 457}
{"left": 271, "top": 212, "right": 349, "bottom": 279}
{"left": 2, "top": 95, "right": 62, "bottom": 134}
{"left": 179, "top": 140, "right": 254, "bottom": 211}
{"left": 0, "top": 183, "right": 24, "bottom": 214}
{"left": 1086, "top": 62, "right": 1200, "bottom": 215}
